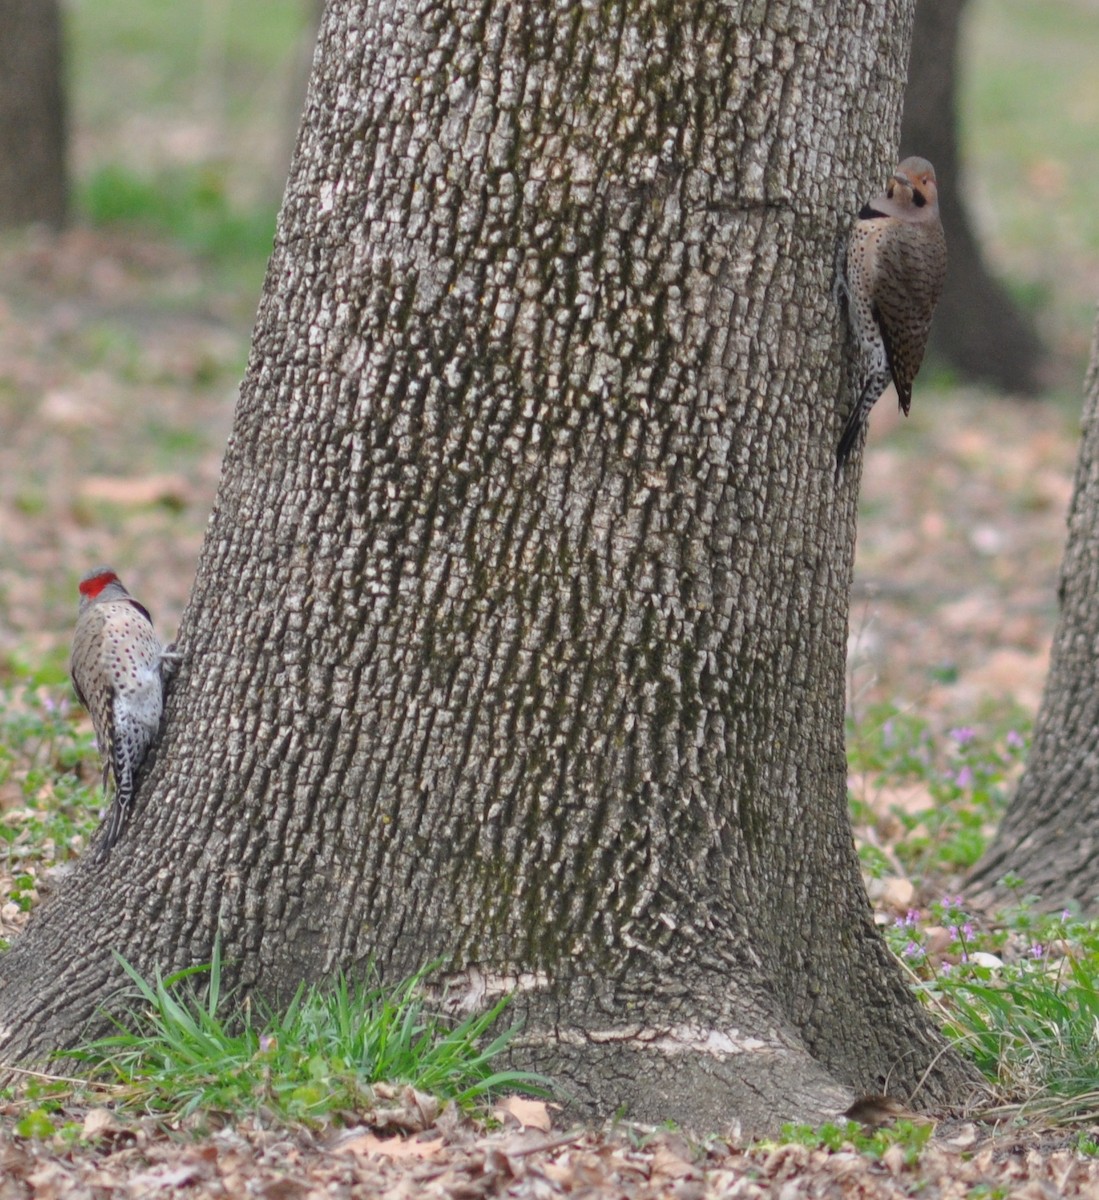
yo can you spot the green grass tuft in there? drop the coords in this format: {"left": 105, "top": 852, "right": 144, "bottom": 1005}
{"left": 923, "top": 908, "right": 1099, "bottom": 1118}
{"left": 70, "top": 943, "right": 549, "bottom": 1125}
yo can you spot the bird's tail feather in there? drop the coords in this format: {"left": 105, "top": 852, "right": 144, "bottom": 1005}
{"left": 835, "top": 407, "right": 866, "bottom": 478}
{"left": 835, "top": 369, "right": 891, "bottom": 481}
{"left": 95, "top": 757, "right": 134, "bottom": 864}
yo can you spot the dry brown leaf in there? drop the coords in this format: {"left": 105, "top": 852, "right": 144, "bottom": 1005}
{"left": 760, "top": 1142, "right": 811, "bottom": 1179}
{"left": 827, "top": 1150, "right": 868, "bottom": 1180}
{"left": 875, "top": 875, "right": 915, "bottom": 911}
{"left": 539, "top": 1156, "right": 577, "bottom": 1184}
{"left": 1016, "top": 1183, "right": 1058, "bottom": 1200}
{"left": 24, "top": 1162, "right": 73, "bottom": 1200}
{"left": 371, "top": 1086, "right": 441, "bottom": 1133}
{"left": 941, "top": 1123, "right": 981, "bottom": 1150}
{"left": 1048, "top": 1150, "right": 1079, "bottom": 1194}
{"left": 650, "top": 1141, "right": 699, "bottom": 1181}
{"left": 330, "top": 1129, "right": 379, "bottom": 1158}
{"left": 335, "top": 1132, "right": 445, "bottom": 1162}
{"left": 881, "top": 1143, "right": 912, "bottom": 1176}
{"left": 493, "top": 1095, "right": 553, "bottom": 1132}
{"left": 706, "top": 1169, "right": 763, "bottom": 1197}
{"left": 124, "top": 1161, "right": 209, "bottom": 1192}
{"left": 77, "top": 474, "right": 191, "bottom": 509}
{"left": 399, "top": 1085, "right": 441, "bottom": 1128}
{"left": 82, "top": 1107, "right": 121, "bottom": 1139}
{"left": 254, "top": 1176, "right": 310, "bottom": 1199}
{"left": 969, "top": 1146, "right": 996, "bottom": 1174}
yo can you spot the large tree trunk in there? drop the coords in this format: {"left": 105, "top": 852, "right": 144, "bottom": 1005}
{"left": 969, "top": 314, "right": 1099, "bottom": 908}
{"left": 0, "top": 0, "right": 979, "bottom": 1132}
{"left": 0, "top": 0, "right": 67, "bottom": 229}
{"left": 901, "top": 0, "right": 1043, "bottom": 394}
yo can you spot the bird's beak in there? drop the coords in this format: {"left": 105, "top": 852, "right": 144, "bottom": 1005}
{"left": 892, "top": 174, "right": 909, "bottom": 188}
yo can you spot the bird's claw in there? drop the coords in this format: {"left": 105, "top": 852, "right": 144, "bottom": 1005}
{"left": 159, "top": 643, "right": 183, "bottom": 679}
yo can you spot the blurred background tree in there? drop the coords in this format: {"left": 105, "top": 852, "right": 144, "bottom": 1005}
{"left": 0, "top": 0, "right": 67, "bottom": 228}
{"left": 903, "top": 0, "right": 1046, "bottom": 394}
{"left": 967, "top": 312, "right": 1099, "bottom": 908}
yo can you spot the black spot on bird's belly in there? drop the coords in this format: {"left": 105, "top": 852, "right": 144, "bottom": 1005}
{"left": 858, "top": 203, "right": 889, "bottom": 220}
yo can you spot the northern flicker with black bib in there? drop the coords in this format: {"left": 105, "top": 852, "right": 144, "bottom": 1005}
{"left": 836, "top": 156, "right": 947, "bottom": 477}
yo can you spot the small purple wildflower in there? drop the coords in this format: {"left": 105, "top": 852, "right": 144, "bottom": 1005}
{"left": 1029, "top": 943, "right": 1044, "bottom": 959}
{"left": 1006, "top": 730, "right": 1025, "bottom": 750}
{"left": 954, "top": 765, "right": 974, "bottom": 789}
{"left": 903, "top": 941, "right": 924, "bottom": 960}
{"left": 950, "top": 726, "right": 976, "bottom": 746}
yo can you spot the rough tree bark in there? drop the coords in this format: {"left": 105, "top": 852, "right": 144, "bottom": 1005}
{"left": 0, "top": 0, "right": 67, "bottom": 229}
{"left": 901, "top": 0, "right": 1043, "bottom": 393}
{"left": 0, "top": 0, "right": 979, "bottom": 1131}
{"left": 969, "top": 313, "right": 1099, "bottom": 909}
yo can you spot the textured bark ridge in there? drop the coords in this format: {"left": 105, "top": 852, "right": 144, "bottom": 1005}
{"left": 970, "top": 315, "right": 1099, "bottom": 908}
{"left": 0, "top": 0, "right": 979, "bottom": 1131}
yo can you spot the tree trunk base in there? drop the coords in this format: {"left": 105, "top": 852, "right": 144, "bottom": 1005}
{"left": 538, "top": 1030, "right": 853, "bottom": 1135}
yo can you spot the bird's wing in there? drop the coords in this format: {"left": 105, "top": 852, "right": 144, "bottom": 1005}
{"left": 871, "top": 222, "right": 947, "bottom": 415}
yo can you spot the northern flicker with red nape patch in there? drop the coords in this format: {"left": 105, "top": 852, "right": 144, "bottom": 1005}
{"left": 836, "top": 156, "right": 947, "bottom": 478}
{"left": 69, "top": 567, "right": 179, "bottom": 862}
